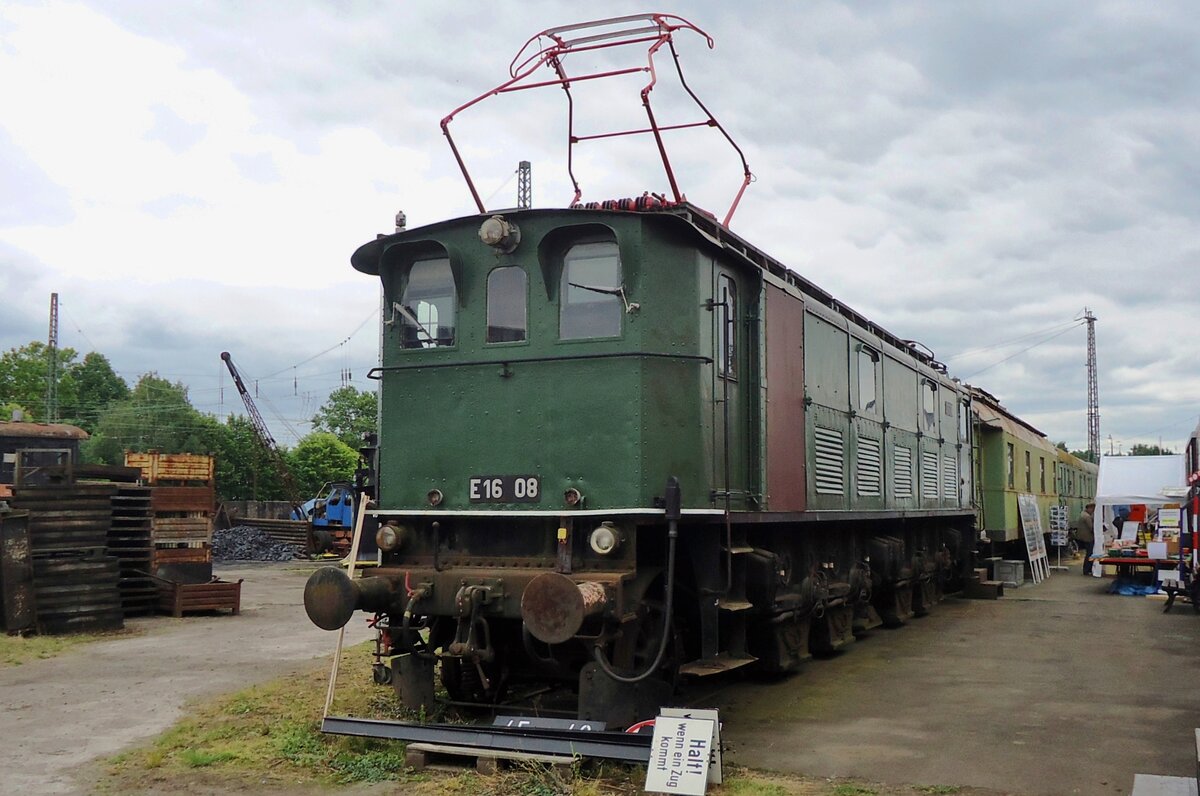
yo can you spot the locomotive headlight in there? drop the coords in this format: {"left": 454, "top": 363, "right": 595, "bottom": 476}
{"left": 427, "top": 489, "right": 444, "bottom": 507}
{"left": 589, "top": 522, "right": 622, "bottom": 555}
{"left": 375, "top": 523, "right": 410, "bottom": 552}
{"left": 478, "top": 215, "right": 520, "bottom": 252}
{"left": 564, "top": 488, "right": 582, "bottom": 506}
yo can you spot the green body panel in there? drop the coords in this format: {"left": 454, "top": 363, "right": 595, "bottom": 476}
{"left": 369, "top": 211, "right": 744, "bottom": 513}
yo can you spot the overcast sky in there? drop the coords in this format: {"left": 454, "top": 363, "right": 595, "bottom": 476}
{"left": 2, "top": 1, "right": 1197, "bottom": 451}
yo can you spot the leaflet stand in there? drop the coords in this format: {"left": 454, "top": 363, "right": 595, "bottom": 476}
{"left": 1049, "top": 504, "right": 1070, "bottom": 572}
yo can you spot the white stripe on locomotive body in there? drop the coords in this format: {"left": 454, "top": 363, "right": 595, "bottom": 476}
{"left": 368, "top": 508, "right": 728, "bottom": 518}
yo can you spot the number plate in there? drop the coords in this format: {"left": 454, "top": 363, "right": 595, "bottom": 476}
{"left": 468, "top": 475, "right": 541, "bottom": 503}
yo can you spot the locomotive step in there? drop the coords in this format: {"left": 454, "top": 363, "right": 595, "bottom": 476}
{"left": 717, "top": 598, "right": 753, "bottom": 612}
{"left": 679, "top": 652, "right": 757, "bottom": 676}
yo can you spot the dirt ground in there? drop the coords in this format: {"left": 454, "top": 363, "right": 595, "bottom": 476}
{"left": 0, "top": 562, "right": 372, "bottom": 796}
{"left": 710, "top": 568, "right": 1200, "bottom": 795}
{"left": 5, "top": 561, "right": 1199, "bottom": 795}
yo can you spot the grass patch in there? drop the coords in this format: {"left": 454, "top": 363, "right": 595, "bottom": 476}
{"left": 0, "top": 628, "right": 137, "bottom": 667}
{"left": 97, "top": 643, "right": 987, "bottom": 795}
{"left": 100, "top": 641, "right": 426, "bottom": 792}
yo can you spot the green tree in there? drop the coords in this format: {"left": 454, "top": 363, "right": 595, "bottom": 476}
{"left": 311, "top": 385, "right": 377, "bottom": 448}
{"left": 84, "top": 374, "right": 214, "bottom": 464}
{"left": 209, "top": 414, "right": 288, "bottom": 501}
{"left": 288, "top": 432, "right": 359, "bottom": 497}
{"left": 61, "top": 352, "right": 129, "bottom": 433}
{"left": 0, "top": 341, "right": 79, "bottom": 422}
{"left": 1130, "top": 443, "right": 1174, "bottom": 456}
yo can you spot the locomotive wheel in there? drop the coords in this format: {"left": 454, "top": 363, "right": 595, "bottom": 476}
{"left": 440, "top": 656, "right": 506, "bottom": 704}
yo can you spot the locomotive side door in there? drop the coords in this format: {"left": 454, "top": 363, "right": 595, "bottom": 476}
{"left": 710, "top": 264, "right": 750, "bottom": 508}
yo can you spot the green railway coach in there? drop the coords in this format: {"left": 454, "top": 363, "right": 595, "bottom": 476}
{"left": 971, "top": 388, "right": 1096, "bottom": 546}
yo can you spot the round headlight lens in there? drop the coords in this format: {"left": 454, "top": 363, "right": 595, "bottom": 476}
{"left": 589, "top": 523, "right": 621, "bottom": 555}
{"left": 427, "top": 489, "right": 444, "bottom": 507}
{"left": 376, "top": 524, "right": 399, "bottom": 552}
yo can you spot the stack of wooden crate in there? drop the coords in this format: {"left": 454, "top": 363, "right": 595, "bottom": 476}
{"left": 123, "top": 452, "right": 215, "bottom": 584}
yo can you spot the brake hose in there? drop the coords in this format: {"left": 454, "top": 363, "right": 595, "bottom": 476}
{"left": 592, "top": 476, "right": 682, "bottom": 684}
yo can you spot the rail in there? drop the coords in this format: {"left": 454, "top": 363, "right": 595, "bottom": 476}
{"left": 322, "top": 716, "right": 652, "bottom": 763}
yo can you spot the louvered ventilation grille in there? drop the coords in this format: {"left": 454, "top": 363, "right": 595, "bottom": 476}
{"left": 856, "top": 436, "right": 882, "bottom": 497}
{"left": 921, "top": 450, "right": 939, "bottom": 499}
{"left": 813, "top": 426, "right": 845, "bottom": 495}
{"left": 894, "top": 445, "right": 913, "bottom": 499}
{"left": 943, "top": 455, "right": 958, "bottom": 501}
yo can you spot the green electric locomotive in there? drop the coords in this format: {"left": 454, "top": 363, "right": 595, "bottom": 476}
{"left": 303, "top": 15, "right": 975, "bottom": 727}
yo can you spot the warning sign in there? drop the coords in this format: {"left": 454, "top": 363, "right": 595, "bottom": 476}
{"left": 644, "top": 716, "right": 715, "bottom": 795}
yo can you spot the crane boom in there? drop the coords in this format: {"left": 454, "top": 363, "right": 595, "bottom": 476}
{"left": 220, "top": 351, "right": 306, "bottom": 513}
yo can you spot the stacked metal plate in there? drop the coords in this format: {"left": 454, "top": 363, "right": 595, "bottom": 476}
{"left": 9, "top": 483, "right": 124, "bottom": 634}
{"left": 110, "top": 485, "right": 157, "bottom": 615}
{"left": 10, "top": 483, "right": 115, "bottom": 556}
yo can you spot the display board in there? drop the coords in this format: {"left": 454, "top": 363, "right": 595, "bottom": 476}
{"left": 1017, "top": 493, "right": 1049, "bottom": 583}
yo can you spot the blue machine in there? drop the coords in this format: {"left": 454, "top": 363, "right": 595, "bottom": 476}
{"left": 292, "top": 481, "right": 356, "bottom": 528}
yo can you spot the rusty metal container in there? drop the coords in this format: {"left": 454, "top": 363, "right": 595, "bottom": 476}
{"left": 124, "top": 452, "right": 214, "bottom": 485}
{"left": 0, "top": 511, "right": 36, "bottom": 633}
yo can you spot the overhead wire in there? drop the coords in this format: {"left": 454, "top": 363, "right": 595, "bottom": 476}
{"left": 946, "top": 319, "right": 1083, "bottom": 361}
{"left": 961, "top": 323, "right": 1084, "bottom": 381}
{"left": 263, "top": 311, "right": 376, "bottom": 379}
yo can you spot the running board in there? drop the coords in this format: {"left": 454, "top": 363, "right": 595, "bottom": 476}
{"left": 321, "top": 716, "right": 653, "bottom": 763}
{"left": 679, "top": 653, "right": 757, "bottom": 676}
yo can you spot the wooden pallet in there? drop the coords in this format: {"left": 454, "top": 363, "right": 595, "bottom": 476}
{"left": 154, "top": 576, "right": 242, "bottom": 617}
{"left": 404, "top": 742, "right": 575, "bottom": 776}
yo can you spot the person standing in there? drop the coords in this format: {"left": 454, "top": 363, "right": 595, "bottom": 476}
{"left": 1074, "top": 502, "right": 1096, "bottom": 575}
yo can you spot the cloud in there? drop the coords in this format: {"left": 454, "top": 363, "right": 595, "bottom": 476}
{"left": 1, "top": 0, "right": 1198, "bottom": 451}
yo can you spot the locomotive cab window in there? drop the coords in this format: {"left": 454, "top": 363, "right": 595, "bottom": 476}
{"left": 400, "top": 257, "right": 456, "bottom": 348}
{"left": 921, "top": 380, "right": 938, "bottom": 432}
{"left": 857, "top": 345, "right": 879, "bottom": 413}
{"left": 560, "top": 241, "right": 623, "bottom": 340}
{"left": 718, "top": 274, "right": 737, "bottom": 379}
{"left": 487, "top": 266, "right": 528, "bottom": 343}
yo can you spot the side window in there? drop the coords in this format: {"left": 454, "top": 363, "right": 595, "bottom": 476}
{"left": 1006, "top": 443, "right": 1015, "bottom": 488}
{"left": 560, "top": 241, "right": 622, "bottom": 340}
{"left": 857, "top": 345, "right": 879, "bottom": 414}
{"left": 922, "top": 380, "right": 938, "bottom": 432}
{"left": 1024, "top": 450, "right": 1032, "bottom": 491}
{"left": 1039, "top": 457, "right": 1046, "bottom": 493}
{"left": 400, "top": 258, "right": 456, "bottom": 348}
{"left": 718, "top": 275, "right": 737, "bottom": 379}
{"left": 487, "top": 266, "right": 527, "bottom": 343}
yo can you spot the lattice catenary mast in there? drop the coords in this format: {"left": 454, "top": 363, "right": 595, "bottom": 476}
{"left": 1084, "top": 308, "right": 1099, "bottom": 462}
{"left": 46, "top": 292, "right": 59, "bottom": 422}
{"left": 517, "top": 160, "right": 531, "bottom": 209}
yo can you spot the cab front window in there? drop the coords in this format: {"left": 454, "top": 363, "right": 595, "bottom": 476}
{"left": 487, "top": 266, "right": 528, "bottom": 343}
{"left": 560, "top": 241, "right": 622, "bottom": 340}
{"left": 400, "top": 258, "right": 456, "bottom": 348}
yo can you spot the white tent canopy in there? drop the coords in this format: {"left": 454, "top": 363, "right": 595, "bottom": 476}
{"left": 1090, "top": 454, "right": 1186, "bottom": 574}
{"left": 1094, "top": 454, "right": 1186, "bottom": 506}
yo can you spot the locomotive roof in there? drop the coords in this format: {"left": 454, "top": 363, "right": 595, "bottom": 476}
{"left": 354, "top": 202, "right": 946, "bottom": 371}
